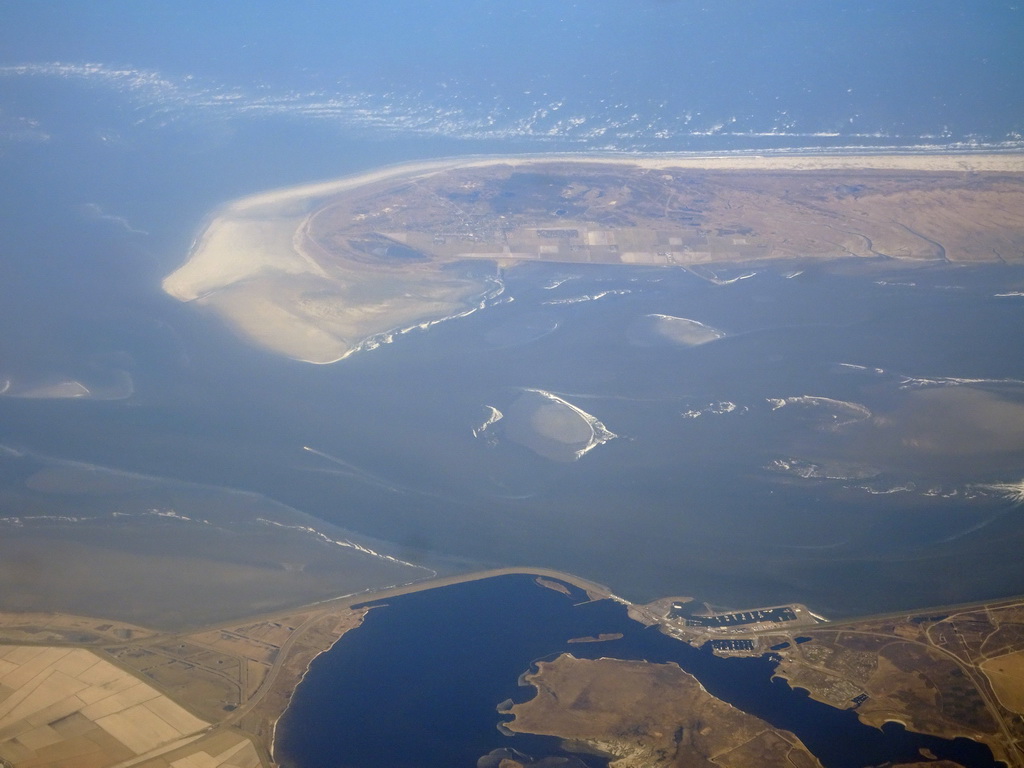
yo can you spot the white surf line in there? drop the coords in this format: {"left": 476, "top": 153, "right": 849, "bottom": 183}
{"left": 0, "top": 514, "right": 86, "bottom": 524}
{"left": 255, "top": 517, "right": 435, "bottom": 574}
{"left": 839, "top": 363, "right": 1024, "bottom": 390}
{"left": 346, "top": 277, "right": 507, "bottom": 360}
{"left": 542, "top": 289, "right": 631, "bottom": 305}
{"left": 0, "top": 380, "right": 9, "bottom": 395}
{"left": 853, "top": 483, "right": 916, "bottom": 496}
{"left": 524, "top": 388, "right": 617, "bottom": 459}
{"left": 144, "top": 508, "right": 196, "bottom": 522}
{"left": 717, "top": 272, "right": 756, "bottom": 285}
{"left": 542, "top": 276, "right": 578, "bottom": 290}
{"left": 110, "top": 508, "right": 213, "bottom": 525}
{"left": 472, "top": 405, "right": 504, "bottom": 438}
{"left": 835, "top": 362, "right": 887, "bottom": 375}
{"left": 897, "top": 373, "right": 1024, "bottom": 389}
{"left": 975, "top": 478, "right": 1024, "bottom": 505}
{"left": 784, "top": 395, "right": 872, "bottom": 426}
{"left": 683, "top": 401, "right": 748, "bottom": 418}
{"left": 683, "top": 265, "right": 758, "bottom": 286}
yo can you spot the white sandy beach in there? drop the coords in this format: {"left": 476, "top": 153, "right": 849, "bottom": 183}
{"left": 198, "top": 150, "right": 1024, "bottom": 222}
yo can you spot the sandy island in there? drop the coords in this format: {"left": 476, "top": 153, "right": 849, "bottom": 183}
{"left": 163, "top": 151, "right": 1024, "bottom": 364}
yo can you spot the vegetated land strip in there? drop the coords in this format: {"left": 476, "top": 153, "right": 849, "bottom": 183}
{"left": 758, "top": 598, "right": 1024, "bottom": 767}
{"left": 307, "top": 161, "right": 1024, "bottom": 268}
{"left": 505, "top": 653, "right": 823, "bottom": 768}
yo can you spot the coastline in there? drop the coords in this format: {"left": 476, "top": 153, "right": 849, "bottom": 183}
{"left": 267, "top": 566, "right": 624, "bottom": 763}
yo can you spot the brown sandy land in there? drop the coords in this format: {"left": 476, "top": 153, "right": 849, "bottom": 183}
{"left": 162, "top": 152, "right": 1024, "bottom": 365}
{"left": 776, "top": 636, "right": 999, "bottom": 736}
{"left": 105, "top": 641, "right": 245, "bottom": 725}
{"left": 770, "top": 605, "right": 1019, "bottom": 764}
{"left": 132, "top": 729, "right": 262, "bottom": 768}
{"left": 317, "top": 163, "right": 1024, "bottom": 267}
{"left": 981, "top": 651, "right": 1024, "bottom": 714}
{"left": 0, "top": 646, "right": 209, "bottom": 768}
{"left": 506, "top": 654, "right": 821, "bottom": 768}
{"left": 106, "top": 606, "right": 371, "bottom": 731}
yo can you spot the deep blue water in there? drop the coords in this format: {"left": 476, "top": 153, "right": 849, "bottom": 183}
{"left": 275, "top": 575, "right": 1003, "bottom": 768}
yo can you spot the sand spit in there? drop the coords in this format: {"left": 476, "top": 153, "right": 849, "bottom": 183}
{"left": 0, "top": 373, "right": 134, "bottom": 400}
{"left": 163, "top": 151, "right": 1024, "bottom": 363}
{"left": 521, "top": 388, "right": 618, "bottom": 460}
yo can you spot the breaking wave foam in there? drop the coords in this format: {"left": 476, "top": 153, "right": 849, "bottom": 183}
{"left": 524, "top": 388, "right": 617, "bottom": 459}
